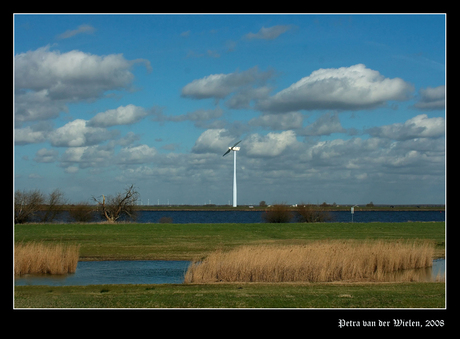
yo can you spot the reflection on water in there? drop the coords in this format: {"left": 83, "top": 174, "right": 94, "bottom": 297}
{"left": 387, "top": 258, "right": 445, "bottom": 282}
{"left": 14, "top": 258, "right": 445, "bottom": 286}
{"left": 15, "top": 260, "right": 190, "bottom": 286}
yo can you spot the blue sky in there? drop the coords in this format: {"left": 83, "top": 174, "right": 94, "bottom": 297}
{"left": 14, "top": 14, "right": 445, "bottom": 205}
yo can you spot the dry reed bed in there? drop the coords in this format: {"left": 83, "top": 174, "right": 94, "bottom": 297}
{"left": 15, "top": 242, "right": 80, "bottom": 275}
{"left": 184, "top": 240, "right": 435, "bottom": 283}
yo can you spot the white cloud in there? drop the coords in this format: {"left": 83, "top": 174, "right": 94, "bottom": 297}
{"left": 244, "top": 25, "right": 293, "bottom": 40}
{"left": 15, "top": 126, "right": 47, "bottom": 145}
{"left": 117, "top": 144, "right": 157, "bottom": 164}
{"left": 60, "top": 145, "right": 114, "bottom": 169}
{"left": 49, "top": 119, "right": 119, "bottom": 147}
{"left": 14, "top": 89, "right": 68, "bottom": 124}
{"left": 366, "top": 114, "right": 445, "bottom": 140}
{"left": 88, "top": 105, "right": 148, "bottom": 127}
{"left": 245, "top": 130, "right": 298, "bottom": 157}
{"left": 226, "top": 86, "right": 272, "bottom": 109}
{"left": 34, "top": 148, "right": 59, "bottom": 163}
{"left": 249, "top": 112, "right": 303, "bottom": 130}
{"left": 181, "top": 67, "right": 273, "bottom": 100}
{"left": 192, "top": 129, "right": 236, "bottom": 154}
{"left": 257, "top": 64, "right": 414, "bottom": 113}
{"left": 15, "top": 46, "right": 151, "bottom": 123}
{"left": 413, "top": 85, "right": 445, "bottom": 110}
{"left": 300, "top": 112, "right": 346, "bottom": 136}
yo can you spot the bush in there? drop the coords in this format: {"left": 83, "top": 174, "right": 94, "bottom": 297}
{"left": 295, "top": 203, "right": 332, "bottom": 223}
{"left": 158, "top": 216, "right": 173, "bottom": 223}
{"left": 68, "top": 202, "right": 95, "bottom": 222}
{"left": 262, "top": 204, "right": 293, "bottom": 223}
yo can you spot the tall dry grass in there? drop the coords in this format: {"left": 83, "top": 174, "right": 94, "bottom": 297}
{"left": 15, "top": 242, "right": 80, "bottom": 275}
{"left": 184, "top": 240, "right": 434, "bottom": 283}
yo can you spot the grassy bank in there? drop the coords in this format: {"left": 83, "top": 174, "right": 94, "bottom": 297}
{"left": 14, "top": 222, "right": 445, "bottom": 261}
{"left": 14, "top": 282, "right": 445, "bottom": 308}
{"left": 185, "top": 240, "right": 434, "bottom": 283}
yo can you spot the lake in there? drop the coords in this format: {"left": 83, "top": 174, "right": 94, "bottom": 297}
{"left": 15, "top": 258, "right": 445, "bottom": 286}
{"left": 134, "top": 210, "right": 445, "bottom": 224}
{"left": 46, "top": 209, "right": 445, "bottom": 224}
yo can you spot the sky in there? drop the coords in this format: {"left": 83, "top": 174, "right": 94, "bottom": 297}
{"left": 14, "top": 14, "right": 446, "bottom": 205}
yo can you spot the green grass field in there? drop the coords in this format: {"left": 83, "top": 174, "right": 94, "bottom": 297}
{"left": 14, "top": 222, "right": 445, "bottom": 308}
{"left": 14, "top": 282, "right": 445, "bottom": 308}
{"left": 14, "top": 222, "right": 445, "bottom": 261}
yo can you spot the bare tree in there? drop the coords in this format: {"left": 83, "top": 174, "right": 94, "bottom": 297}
{"left": 92, "top": 184, "right": 139, "bottom": 223}
{"left": 14, "top": 189, "right": 67, "bottom": 223}
{"left": 39, "top": 189, "right": 67, "bottom": 222}
{"left": 14, "top": 189, "right": 44, "bottom": 224}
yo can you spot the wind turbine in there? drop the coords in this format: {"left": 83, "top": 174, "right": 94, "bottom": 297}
{"left": 223, "top": 140, "right": 242, "bottom": 207}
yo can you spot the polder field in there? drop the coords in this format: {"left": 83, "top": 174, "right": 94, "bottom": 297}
{"left": 14, "top": 221, "right": 445, "bottom": 308}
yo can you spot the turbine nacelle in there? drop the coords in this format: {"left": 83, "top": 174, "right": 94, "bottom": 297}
{"left": 223, "top": 140, "right": 242, "bottom": 157}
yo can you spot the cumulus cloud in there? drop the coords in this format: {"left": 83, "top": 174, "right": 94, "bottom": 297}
{"left": 249, "top": 112, "right": 303, "bottom": 130}
{"left": 413, "top": 85, "right": 445, "bottom": 110}
{"left": 192, "top": 129, "right": 236, "bottom": 154}
{"left": 226, "top": 86, "right": 272, "bottom": 109}
{"left": 33, "top": 148, "right": 59, "bottom": 163}
{"left": 60, "top": 145, "right": 114, "bottom": 169}
{"left": 245, "top": 130, "right": 298, "bottom": 158}
{"left": 14, "top": 90, "right": 68, "bottom": 124}
{"left": 300, "top": 112, "right": 346, "bottom": 136}
{"left": 181, "top": 67, "right": 273, "bottom": 100}
{"left": 15, "top": 126, "right": 47, "bottom": 145}
{"left": 244, "top": 25, "right": 293, "bottom": 40}
{"left": 14, "top": 45, "right": 151, "bottom": 122}
{"left": 117, "top": 144, "right": 157, "bottom": 164}
{"left": 88, "top": 105, "right": 149, "bottom": 127}
{"left": 365, "top": 114, "right": 445, "bottom": 140}
{"left": 257, "top": 64, "right": 414, "bottom": 113}
{"left": 14, "top": 122, "right": 54, "bottom": 145}
{"left": 49, "top": 119, "right": 119, "bottom": 147}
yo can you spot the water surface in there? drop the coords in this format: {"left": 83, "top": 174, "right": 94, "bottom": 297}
{"left": 15, "top": 260, "right": 190, "bottom": 286}
{"left": 15, "top": 258, "right": 445, "bottom": 286}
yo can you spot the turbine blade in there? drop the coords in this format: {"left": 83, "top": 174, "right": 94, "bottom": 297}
{"left": 232, "top": 140, "right": 242, "bottom": 147}
{"left": 223, "top": 149, "right": 231, "bottom": 157}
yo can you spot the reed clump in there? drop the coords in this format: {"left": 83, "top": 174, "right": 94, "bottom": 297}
{"left": 184, "top": 240, "right": 434, "bottom": 283}
{"left": 15, "top": 242, "right": 80, "bottom": 275}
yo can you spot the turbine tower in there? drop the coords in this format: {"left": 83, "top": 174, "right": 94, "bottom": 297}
{"left": 223, "top": 140, "right": 242, "bottom": 207}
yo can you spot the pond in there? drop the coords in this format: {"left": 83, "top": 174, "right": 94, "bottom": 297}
{"left": 14, "top": 258, "right": 445, "bottom": 286}
{"left": 15, "top": 260, "right": 190, "bottom": 286}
